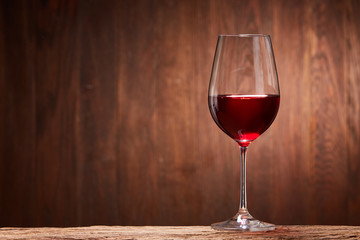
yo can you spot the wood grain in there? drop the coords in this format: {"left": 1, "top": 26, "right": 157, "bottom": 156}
{"left": 1, "top": 0, "right": 360, "bottom": 226}
{"left": 270, "top": 0, "right": 312, "bottom": 224}
{"left": 0, "top": 226, "right": 360, "bottom": 239}
{"left": 306, "top": 0, "right": 347, "bottom": 225}
{"left": 76, "top": 0, "right": 119, "bottom": 226}
{"left": 32, "top": 0, "right": 80, "bottom": 226}
{"left": 344, "top": 0, "right": 360, "bottom": 225}
{"left": 0, "top": 0, "right": 36, "bottom": 226}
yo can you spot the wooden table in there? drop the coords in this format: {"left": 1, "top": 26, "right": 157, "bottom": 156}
{"left": 0, "top": 226, "right": 359, "bottom": 239}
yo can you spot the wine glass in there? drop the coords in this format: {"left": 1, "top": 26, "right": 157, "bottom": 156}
{"left": 208, "top": 34, "right": 280, "bottom": 231}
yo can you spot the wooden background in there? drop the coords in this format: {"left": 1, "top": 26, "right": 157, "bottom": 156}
{"left": 0, "top": 0, "right": 360, "bottom": 227}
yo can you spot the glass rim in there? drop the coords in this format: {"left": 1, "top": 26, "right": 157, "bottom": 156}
{"left": 219, "top": 34, "right": 270, "bottom": 38}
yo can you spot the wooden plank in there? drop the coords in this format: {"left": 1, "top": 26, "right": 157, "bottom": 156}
{"left": 117, "top": 0, "right": 202, "bottom": 225}
{"left": 0, "top": 0, "right": 5, "bottom": 225}
{"left": 270, "top": 0, "right": 313, "bottom": 224}
{"left": 76, "top": 0, "right": 119, "bottom": 225}
{"left": 31, "top": 0, "right": 80, "bottom": 226}
{"left": 148, "top": 0, "right": 200, "bottom": 225}
{"left": 305, "top": 0, "right": 347, "bottom": 224}
{"left": 0, "top": 226, "right": 360, "bottom": 239}
{"left": 0, "top": 0, "right": 36, "bottom": 226}
{"left": 344, "top": 0, "right": 360, "bottom": 225}
{"left": 116, "top": 0, "right": 160, "bottom": 225}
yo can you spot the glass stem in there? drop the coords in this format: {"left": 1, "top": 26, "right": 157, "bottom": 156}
{"left": 239, "top": 146, "right": 248, "bottom": 211}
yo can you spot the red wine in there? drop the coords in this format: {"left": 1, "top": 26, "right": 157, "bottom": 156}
{"left": 209, "top": 94, "right": 280, "bottom": 147}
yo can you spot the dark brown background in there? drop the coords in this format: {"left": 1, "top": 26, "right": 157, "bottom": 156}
{"left": 1, "top": 0, "right": 360, "bottom": 227}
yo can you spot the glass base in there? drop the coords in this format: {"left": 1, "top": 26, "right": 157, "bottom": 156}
{"left": 211, "top": 209, "right": 275, "bottom": 232}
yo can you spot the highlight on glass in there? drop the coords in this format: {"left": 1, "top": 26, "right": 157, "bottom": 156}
{"left": 208, "top": 34, "right": 280, "bottom": 231}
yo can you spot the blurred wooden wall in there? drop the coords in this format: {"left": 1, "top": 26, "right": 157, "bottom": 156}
{"left": 1, "top": 0, "right": 360, "bottom": 227}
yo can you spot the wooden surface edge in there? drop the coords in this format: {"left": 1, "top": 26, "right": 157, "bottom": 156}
{"left": 0, "top": 225, "right": 360, "bottom": 239}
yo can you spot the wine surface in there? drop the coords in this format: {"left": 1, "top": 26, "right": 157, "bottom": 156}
{"left": 209, "top": 94, "right": 280, "bottom": 146}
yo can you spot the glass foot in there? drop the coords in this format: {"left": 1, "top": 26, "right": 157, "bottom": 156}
{"left": 211, "top": 209, "right": 275, "bottom": 232}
